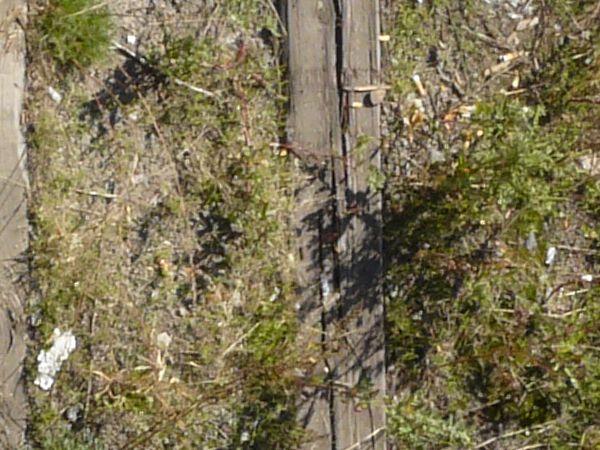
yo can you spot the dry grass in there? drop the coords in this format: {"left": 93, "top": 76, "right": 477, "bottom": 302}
{"left": 26, "top": 1, "right": 307, "bottom": 448}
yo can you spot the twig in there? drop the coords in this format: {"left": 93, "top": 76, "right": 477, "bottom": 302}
{"left": 562, "top": 289, "right": 590, "bottom": 298}
{"left": 340, "top": 427, "right": 385, "bottom": 450}
{"left": 556, "top": 244, "right": 600, "bottom": 254}
{"left": 73, "top": 189, "right": 118, "bottom": 199}
{"left": 459, "top": 25, "right": 514, "bottom": 52}
{"left": 474, "top": 422, "right": 556, "bottom": 449}
{"left": 111, "top": 40, "right": 218, "bottom": 98}
{"left": 569, "top": 95, "right": 600, "bottom": 105}
{"left": 221, "top": 323, "right": 260, "bottom": 358}
{"left": 65, "top": 1, "right": 109, "bottom": 18}
{"left": 544, "top": 308, "right": 587, "bottom": 318}
{"left": 260, "top": 0, "right": 287, "bottom": 36}
{"left": 172, "top": 78, "right": 217, "bottom": 98}
{"left": 515, "top": 445, "right": 546, "bottom": 450}
{"left": 84, "top": 303, "right": 98, "bottom": 419}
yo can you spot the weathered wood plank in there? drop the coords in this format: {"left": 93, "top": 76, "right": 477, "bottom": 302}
{"left": 332, "top": 0, "right": 386, "bottom": 448}
{"left": 287, "top": 0, "right": 385, "bottom": 447}
{"left": 0, "top": 0, "right": 28, "bottom": 447}
{"left": 286, "top": 1, "right": 341, "bottom": 448}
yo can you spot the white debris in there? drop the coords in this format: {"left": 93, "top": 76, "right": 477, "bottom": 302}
{"left": 34, "top": 328, "right": 77, "bottom": 391}
{"left": 545, "top": 246, "right": 557, "bottom": 266}
{"left": 577, "top": 155, "right": 600, "bottom": 175}
{"left": 412, "top": 74, "right": 427, "bottom": 97}
{"left": 429, "top": 148, "right": 446, "bottom": 163}
{"left": 581, "top": 274, "right": 594, "bottom": 282}
{"left": 47, "top": 86, "right": 62, "bottom": 104}
{"left": 126, "top": 34, "right": 137, "bottom": 46}
{"left": 156, "top": 332, "right": 172, "bottom": 351}
{"left": 528, "top": 16, "right": 539, "bottom": 28}
{"left": 517, "top": 16, "right": 539, "bottom": 31}
{"left": 321, "top": 274, "right": 331, "bottom": 298}
{"left": 525, "top": 231, "right": 537, "bottom": 252}
{"left": 269, "top": 287, "right": 281, "bottom": 302}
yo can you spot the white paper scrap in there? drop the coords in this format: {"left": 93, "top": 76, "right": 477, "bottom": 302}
{"left": 34, "top": 328, "right": 77, "bottom": 391}
{"left": 545, "top": 246, "right": 557, "bottom": 266}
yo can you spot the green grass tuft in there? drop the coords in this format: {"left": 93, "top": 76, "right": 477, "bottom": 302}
{"left": 37, "top": 0, "right": 113, "bottom": 68}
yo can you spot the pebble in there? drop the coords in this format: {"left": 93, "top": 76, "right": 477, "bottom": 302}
{"left": 545, "top": 246, "right": 557, "bottom": 266}
{"left": 47, "top": 86, "right": 62, "bottom": 104}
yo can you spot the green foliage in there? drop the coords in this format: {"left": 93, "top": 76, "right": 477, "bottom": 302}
{"left": 37, "top": 429, "right": 106, "bottom": 450}
{"left": 37, "top": 0, "right": 113, "bottom": 68}
{"left": 389, "top": 393, "right": 473, "bottom": 450}
{"left": 387, "top": 100, "right": 600, "bottom": 446}
{"left": 386, "top": 1, "right": 600, "bottom": 448}
{"left": 388, "top": 3, "right": 436, "bottom": 97}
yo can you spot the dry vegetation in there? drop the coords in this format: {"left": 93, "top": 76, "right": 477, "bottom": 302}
{"left": 26, "top": 0, "right": 305, "bottom": 448}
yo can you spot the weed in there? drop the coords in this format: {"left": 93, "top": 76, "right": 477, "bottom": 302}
{"left": 385, "top": 0, "right": 600, "bottom": 447}
{"left": 26, "top": 1, "right": 305, "bottom": 448}
{"left": 35, "top": 429, "right": 106, "bottom": 450}
{"left": 389, "top": 392, "right": 474, "bottom": 450}
{"left": 35, "top": 0, "right": 113, "bottom": 68}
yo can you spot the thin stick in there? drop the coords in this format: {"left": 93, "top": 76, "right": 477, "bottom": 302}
{"left": 544, "top": 308, "right": 587, "bottom": 318}
{"left": 340, "top": 427, "right": 385, "bottom": 450}
{"left": 73, "top": 189, "right": 118, "bottom": 199}
{"left": 222, "top": 323, "right": 260, "bottom": 358}
{"left": 474, "top": 422, "right": 556, "bottom": 449}
{"left": 65, "top": 1, "right": 109, "bottom": 18}
{"left": 260, "top": 0, "right": 287, "bottom": 36}
{"left": 111, "top": 41, "right": 218, "bottom": 99}
{"left": 172, "top": 78, "right": 217, "bottom": 98}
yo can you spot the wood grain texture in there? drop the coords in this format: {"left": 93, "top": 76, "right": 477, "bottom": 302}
{"left": 333, "top": 0, "right": 386, "bottom": 448}
{"left": 286, "top": 1, "right": 340, "bottom": 448}
{"left": 0, "top": 0, "right": 28, "bottom": 447}
{"left": 287, "top": 0, "right": 385, "bottom": 447}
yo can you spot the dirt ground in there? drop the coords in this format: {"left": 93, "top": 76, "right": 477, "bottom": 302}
{"left": 23, "top": 0, "right": 302, "bottom": 448}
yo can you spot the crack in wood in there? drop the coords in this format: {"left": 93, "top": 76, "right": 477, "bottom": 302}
{"left": 286, "top": 1, "right": 385, "bottom": 448}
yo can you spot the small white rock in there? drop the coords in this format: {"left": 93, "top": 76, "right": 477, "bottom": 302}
{"left": 581, "top": 274, "right": 594, "bottom": 282}
{"left": 126, "top": 34, "right": 137, "bottom": 46}
{"left": 545, "top": 246, "right": 557, "bottom": 266}
{"left": 269, "top": 287, "right": 281, "bottom": 302}
{"left": 529, "top": 16, "right": 540, "bottom": 28}
{"left": 320, "top": 274, "right": 330, "bottom": 298}
{"left": 429, "top": 148, "right": 446, "bottom": 163}
{"left": 47, "top": 86, "right": 62, "bottom": 104}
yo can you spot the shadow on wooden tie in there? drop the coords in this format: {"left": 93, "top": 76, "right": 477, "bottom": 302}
{"left": 284, "top": 0, "right": 386, "bottom": 448}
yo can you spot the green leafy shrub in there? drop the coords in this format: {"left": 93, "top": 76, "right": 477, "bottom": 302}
{"left": 385, "top": 1, "right": 600, "bottom": 447}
